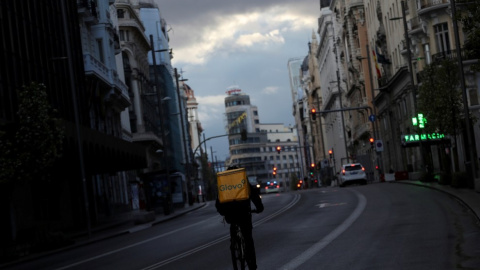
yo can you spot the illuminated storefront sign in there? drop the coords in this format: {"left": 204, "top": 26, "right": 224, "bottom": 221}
{"left": 403, "top": 133, "right": 445, "bottom": 142}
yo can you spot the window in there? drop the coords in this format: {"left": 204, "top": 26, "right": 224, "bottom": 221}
{"left": 117, "top": 9, "right": 125, "bottom": 18}
{"left": 434, "top": 23, "right": 450, "bottom": 53}
{"left": 96, "top": 39, "right": 104, "bottom": 63}
{"left": 119, "top": 30, "right": 130, "bottom": 42}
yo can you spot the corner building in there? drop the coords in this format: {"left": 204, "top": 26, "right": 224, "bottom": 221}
{"left": 225, "top": 88, "right": 302, "bottom": 191}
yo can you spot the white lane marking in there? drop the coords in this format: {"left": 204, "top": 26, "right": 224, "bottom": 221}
{"left": 54, "top": 216, "right": 217, "bottom": 270}
{"left": 281, "top": 189, "right": 367, "bottom": 270}
{"left": 316, "top": 202, "right": 347, "bottom": 208}
{"left": 55, "top": 193, "right": 301, "bottom": 270}
{"left": 141, "top": 193, "right": 302, "bottom": 270}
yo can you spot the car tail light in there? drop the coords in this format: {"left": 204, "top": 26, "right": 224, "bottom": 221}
{"left": 265, "top": 186, "right": 268, "bottom": 190}
{"left": 276, "top": 185, "right": 280, "bottom": 188}
{"left": 342, "top": 169, "right": 345, "bottom": 175}
{"left": 362, "top": 167, "right": 365, "bottom": 171}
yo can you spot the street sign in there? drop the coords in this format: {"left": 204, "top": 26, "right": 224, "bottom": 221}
{"left": 321, "top": 159, "right": 329, "bottom": 168}
{"left": 369, "top": 114, "right": 376, "bottom": 122}
{"left": 375, "top": 139, "right": 384, "bottom": 152}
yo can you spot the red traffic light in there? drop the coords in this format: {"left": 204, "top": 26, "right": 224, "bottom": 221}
{"left": 310, "top": 163, "right": 315, "bottom": 168}
{"left": 276, "top": 146, "right": 281, "bottom": 154}
{"left": 369, "top": 138, "right": 374, "bottom": 144}
{"left": 311, "top": 108, "right": 317, "bottom": 121}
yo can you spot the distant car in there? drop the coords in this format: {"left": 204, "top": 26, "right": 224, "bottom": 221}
{"left": 339, "top": 163, "right": 367, "bottom": 186}
{"left": 264, "top": 180, "right": 281, "bottom": 194}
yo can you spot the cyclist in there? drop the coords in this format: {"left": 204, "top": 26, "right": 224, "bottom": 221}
{"left": 216, "top": 166, "right": 264, "bottom": 270}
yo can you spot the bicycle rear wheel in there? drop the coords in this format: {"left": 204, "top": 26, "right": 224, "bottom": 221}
{"left": 231, "top": 226, "right": 247, "bottom": 270}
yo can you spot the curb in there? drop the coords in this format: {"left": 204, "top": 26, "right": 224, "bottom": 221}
{"left": 392, "top": 181, "right": 480, "bottom": 223}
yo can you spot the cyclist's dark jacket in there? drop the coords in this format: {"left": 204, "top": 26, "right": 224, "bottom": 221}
{"left": 215, "top": 184, "right": 264, "bottom": 224}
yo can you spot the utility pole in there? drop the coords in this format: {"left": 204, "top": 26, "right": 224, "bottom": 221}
{"left": 150, "top": 35, "right": 171, "bottom": 212}
{"left": 174, "top": 68, "right": 192, "bottom": 204}
{"left": 450, "top": 0, "right": 477, "bottom": 182}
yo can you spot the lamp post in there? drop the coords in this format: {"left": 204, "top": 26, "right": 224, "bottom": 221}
{"left": 174, "top": 68, "right": 192, "bottom": 205}
{"left": 61, "top": 0, "right": 90, "bottom": 236}
{"left": 357, "top": 44, "right": 380, "bottom": 180}
{"left": 149, "top": 35, "right": 172, "bottom": 212}
{"left": 450, "top": 0, "right": 477, "bottom": 181}
{"left": 390, "top": 0, "right": 425, "bottom": 171}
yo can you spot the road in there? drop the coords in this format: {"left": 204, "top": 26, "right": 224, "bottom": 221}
{"left": 5, "top": 183, "right": 480, "bottom": 269}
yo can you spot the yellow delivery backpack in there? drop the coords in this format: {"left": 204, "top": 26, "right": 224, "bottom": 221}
{"left": 217, "top": 168, "right": 250, "bottom": 203}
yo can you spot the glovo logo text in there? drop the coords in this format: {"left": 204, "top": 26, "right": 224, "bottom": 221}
{"left": 219, "top": 179, "right": 245, "bottom": 191}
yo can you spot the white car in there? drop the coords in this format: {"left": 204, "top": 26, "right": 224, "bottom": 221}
{"left": 264, "top": 180, "right": 281, "bottom": 194}
{"left": 339, "top": 163, "right": 367, "bottom": 186}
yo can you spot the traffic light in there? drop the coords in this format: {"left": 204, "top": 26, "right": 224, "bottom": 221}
{"left": 311, "top": 108, "right": 317, "bottom": 121}
{"left": 273, "top": 166, "right": 277, "bottom": 176}
{"left": 369, "top": 138, "right": 374, "bottom": 147}
{"left": 310, "top": 163, "right": 315, "bottom": 169}
{"left": 276, "top": 146, "right": 281, "bottom": 154}
{"left": 309, "top": 170, "right": 314, "bottom": 177}
{"left": 297, "top": 179, "right": 303, "bottom": 188}
{"left": 328, "top": 149, "right": 333, "bottom": 158}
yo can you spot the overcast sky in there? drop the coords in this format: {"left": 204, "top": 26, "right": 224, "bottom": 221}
{"left": 155, "top": 0, "right": 321, "bottom": 161}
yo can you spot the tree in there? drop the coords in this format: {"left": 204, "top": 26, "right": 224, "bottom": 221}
{"left": 457, "top": 0, "right": 480, "bottom": 71}
{"left": 418, "top": 59, "right": 464, "bottom": 136}
{"left": 0, "top": 82, "right": 64, "bottom": 185}
{"left": 418, "top": 59, "right": 465, "bottom": 173}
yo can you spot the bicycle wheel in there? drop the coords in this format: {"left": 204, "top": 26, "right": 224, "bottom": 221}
{"left": 231, "top": 225, "right": 247, "bottom": 270}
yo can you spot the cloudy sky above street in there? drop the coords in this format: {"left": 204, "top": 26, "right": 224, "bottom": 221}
{"left": 155, "top": 0, "right": 321, "bottom": 160}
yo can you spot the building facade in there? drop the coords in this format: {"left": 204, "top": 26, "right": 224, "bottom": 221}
{"left": 307, "top": 0, "right": 479, "bottom": 186}
{"left": 0, "top": 0, "right": 147, "bottom": 248}
{"left": 225, "top": 88, "right": 302, "bottom": 190}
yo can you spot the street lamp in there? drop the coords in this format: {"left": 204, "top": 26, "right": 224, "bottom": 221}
{"left": 174, "top": 67, "right": 193, "bottom": 205}
{"left": 390, "top": 0, "right": 416, "bottom": 114}
{"left": 450, "top": 0, "right": 477, "bottom": 180}
{"left": 390, "top": 0, "right": 425, "bottom": 171}
{"left": 150, "top": 35, "right": 171, "bottom": 211}
{"left": 357, "top": 47, "right": 381, "bottom": 179}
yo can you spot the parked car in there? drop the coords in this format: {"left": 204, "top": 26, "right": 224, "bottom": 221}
{"left": 339, "top": 163, "right": 367, "bottom": 186}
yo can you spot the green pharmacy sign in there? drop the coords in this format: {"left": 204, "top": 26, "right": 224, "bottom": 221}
{"left": 412, "top": 113, "right": 427, "bottom": 129}
{"left": 404, "top": 133, "right": 445, "bottom": 142}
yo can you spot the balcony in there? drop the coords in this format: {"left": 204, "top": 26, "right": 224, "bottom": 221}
{"left": 431, "top": 48, "right": 478, "bottom": 63}
{"left": 77, "top": 0, "right": 99, "bottom": 25}
{"left": 347, "top": 0, "right": 363, "bottom": 10}
{"left": 83, "top": 53, "right": 130, "bottom": 110}
{"left": 417, "top": 0, "right": 450, "bottom": 16}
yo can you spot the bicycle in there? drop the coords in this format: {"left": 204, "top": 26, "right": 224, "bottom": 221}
{"left": 230, "top": 209, "right": 258, "bottom": 270}
{"left": 231, "top": 222, "right": 247, "bottom": 270}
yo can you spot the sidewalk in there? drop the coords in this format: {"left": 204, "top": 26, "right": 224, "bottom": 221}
{"left": 0, "top": 202, "right": 209, "bottom": 268}
{"left": 71, "top": 202, "right": 209, "bottom": 247}
{"left": 392, "top": 180, "right": 480, "bottom": 223}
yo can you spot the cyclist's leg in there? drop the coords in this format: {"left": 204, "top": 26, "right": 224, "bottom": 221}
{"left": 240, "top": 222, "right": 257, "bottom": 270}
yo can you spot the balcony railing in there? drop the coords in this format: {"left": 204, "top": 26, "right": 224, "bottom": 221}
{"left": 417, "top": 0, "right": 449, "bottom": 15}
{"left": 84, "top": 53, "right": 130, "bottom": 109}
{"left": 431, "top": 48, "right": 478, "bottom": 63}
